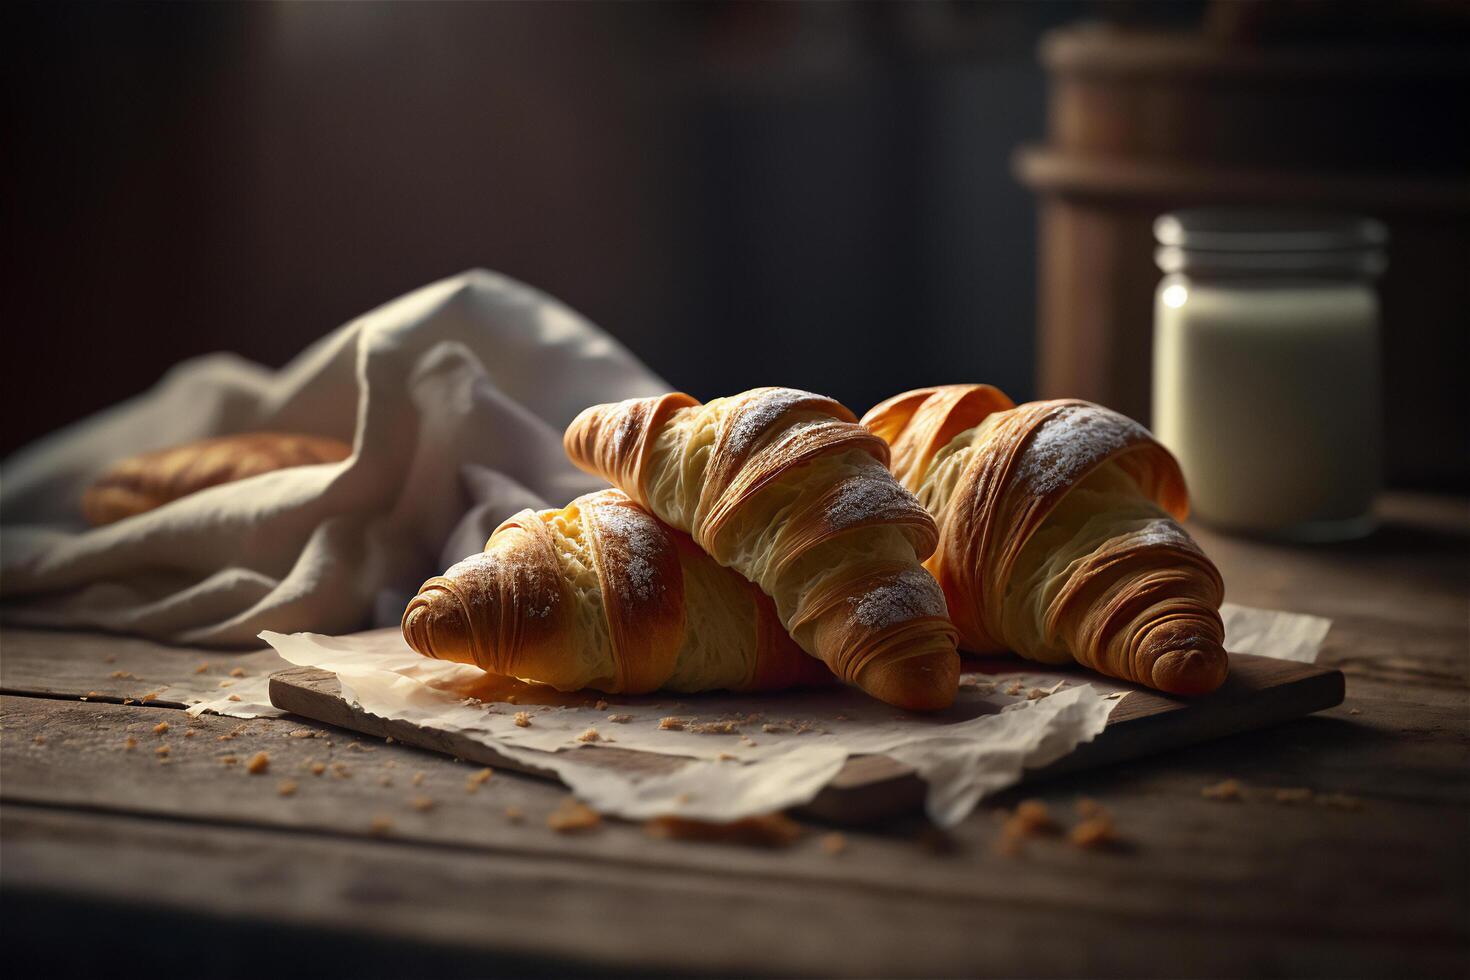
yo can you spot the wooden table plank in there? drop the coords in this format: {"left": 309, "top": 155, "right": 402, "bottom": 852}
{"left": 4, "top": 794, "right": 1464, "bottom": 980}
{"left": 1, "top": 490, "right": 1466, "bottom": 977}
{"left": 0, "top": 627, "right": 285, "bottom": 705}
{"left": 3, "top": 692, "right": 1466, "bottom": 977}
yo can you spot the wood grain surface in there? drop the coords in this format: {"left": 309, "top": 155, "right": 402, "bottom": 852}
{"left": 2, "top": 491, "right": 1466, "bottom": 978}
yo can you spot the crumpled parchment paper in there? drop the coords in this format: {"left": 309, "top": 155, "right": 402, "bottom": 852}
{"left": 186, "top": 601, "right": 1331, "bottom": 827}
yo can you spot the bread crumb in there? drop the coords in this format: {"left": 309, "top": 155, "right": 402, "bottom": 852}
{"left": 184, "top": 730, "right": 197, "bottom": 738}
{"left": 1012, "top": 799, "right": 1058, "bottom": 833}
{"left": 111, "top": 670, "right": 138, "bottom": 680}
{"left": 658, "top": 717, "right": 687, "bottom": 731}
{"left": 996, "top": 799, "right": 1058, "bottom": 854}
{"left": 369, "top": 815, "right": 395, "bottom": 836}
{"left": 154, "top": 745, "right": 170, "bottom": 757}
{"left": 1317, "top": 792, "right": 1365, "bottom": 811}
{"left": 289, "top": 729, "right": 315, "bottom": 739}
{"left": 466, "top": 768, "right": 494, "bottom": 792}
{"left": 220, "top": 755, "right": 239, "bottom": 766}
{"left": 217, "top": 680, "right": 233, "bottom": 689}
{"left": 411, "top": 771, "right": 426, "bottom": 786}
{"left": 644, "top": 813, "right": 803, "bottom": 848}
{"left": 103, "top": 653, "right": 117, "bottom": 663}
{"left": 504, "top": 806, "right": 525, "bottom": 824}
{"left": 1070, "top": 815, "right": 1117, "bottom": 850}
{"left": 227, "top": 694, "right": 241, "bottom": 702}
{"left": 1202, "top": 779, "right": 1243, "bottom": 801}
{"left": 310, "top": 761, "right": 327, "bottom": 776}
{"left": 331, "top": 762, "right": 351, "bottom": 779}
{"left": 123, "top": 736, "right": 138, "bottom": 751}
{"left": 547, "top": 797, "right": 602, "bottom": 833}
{"left": 717, "top": 752, "right": 738, "bottom": 762}
{"left": 1274, "top": 787, "right": 1314, "bottom": 805}
{"left": 385, "top": 736, "right": 395, "bottom": 744}
{"left": 594, "top": 699, "right": 609, "bottom": 711}
{"left": 820, "top": 832, "right": 848, "bottom": 856}
{"left": 32, "top": 735, "right": 46, "bottom": 746}
{"left": 607, "top": 714, "right": 633, "bottom": 723}
{"left": 514, "top": 711, "right": 532, "bottom": 728}
{"left": 411, "top": 796, "right": 435, "bottom": 812}
{"left": 153, "top": 721, "right": 169, "bottom": 735}
{"left": 229, "top": 667, "right": 246, "bottom": 678}
{"left": 577, "top": 728, "right": 602, "bottom": 743}
{"left": 277, "top": 780, "right": 298, "bottom": 797}
{"left": 1349, "top": 708, "right": 1361, "bottom": 715}
{"left": 246, "top": 751, "right": 270, "bottom": 774}
{"left": 761, "top": 722, "right": 790, "bottom": 734}
{"left": 691, "top": 720, "right": 741, "bottom": 734}
{"left": 194, "top": 663, "right": 210, "bottom": 674}
{"left": 1005, "top": 680, "right": 1025, "bottom": 696}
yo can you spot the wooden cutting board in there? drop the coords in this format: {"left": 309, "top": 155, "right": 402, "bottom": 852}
{"left": 269, "top": 653, "right": 1342, "bottom": 824}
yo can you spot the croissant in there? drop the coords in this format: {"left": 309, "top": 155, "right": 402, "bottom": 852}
{"left": 402, "top": 489, "right": 834, "bottom": 695}
{"left": 862, "top": 385, "right": 1227, "bottom": 696}
{"left": 564, "top": 388, "right": 960, "bottom": 710}
{"left": 82, "top": 432, "right": 352, "bottom": 526}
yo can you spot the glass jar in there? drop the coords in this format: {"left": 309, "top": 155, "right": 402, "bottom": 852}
{"left": 1152, "top": 209, "right": 1387, "bottom": 542}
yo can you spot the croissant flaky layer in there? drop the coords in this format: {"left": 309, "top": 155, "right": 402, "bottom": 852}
{"left": 862, "top": 385, "right": 1228, "bottom": 696}
{"left": 565, "top": 387, "right": 960, "bottom": 710}
{"left": 82, "top": 432, "right": 352, "bottom": 526}
{"left": 401, "top": 489, "right": 834, "bottom": 695}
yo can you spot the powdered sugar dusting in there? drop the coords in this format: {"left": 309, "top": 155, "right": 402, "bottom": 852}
{"left": 826, "top": 474, "right": 921, "bottom": 531}
{"left": 847, "top": 567, "right": 947, "bottom": 630}
{"left": 592, "top": 496, "right": 670, "bottom": 604}
{"left": 723, "top": 388, "right": 828, "bottom": 461}
{"left": 441, "top": 549, "right": 560, "bottom": 619}
{"left": 1015, "top": 405, "right": 1148, "bottom": 497}
{"left": 1125, "top": 519, "right": 1192, "bottom": 551}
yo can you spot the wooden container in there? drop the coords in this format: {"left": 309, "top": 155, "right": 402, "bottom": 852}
{"left": 1014, "top": 24, "right": 1470, "bottom": 486}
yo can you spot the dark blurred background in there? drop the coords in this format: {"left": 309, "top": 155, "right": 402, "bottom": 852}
{"left": 4, "top": 1, "right": 1467, "bottom": 483}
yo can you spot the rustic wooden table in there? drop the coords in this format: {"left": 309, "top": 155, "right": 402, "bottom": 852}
{"left": 3, "top": 492, "right": 1466, "bottom": 978}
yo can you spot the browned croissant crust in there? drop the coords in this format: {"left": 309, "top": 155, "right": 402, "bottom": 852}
{"left": 863, "top": 385, "right": 1227, "bottom": 696}
{"left": 402, "top": 489, "right": 834, "bottom": 694}
{"left": 564, "top": 388, "right": 960, "bottom": 710}
{"left": 81, "top": 432, "right": 352, "bottom": 526}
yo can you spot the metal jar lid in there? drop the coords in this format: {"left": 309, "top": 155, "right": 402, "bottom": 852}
{"left": 1155, "top": 209, "right": 1388, "bottom": 278}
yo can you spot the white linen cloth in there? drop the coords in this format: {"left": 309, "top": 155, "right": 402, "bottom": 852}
{"left": 0, "top": 270, "right": 670, "bottom": 645}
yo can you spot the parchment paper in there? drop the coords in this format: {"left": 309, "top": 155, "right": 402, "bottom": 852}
{"left": 186, "top": 601, "right": 1331, "bottom": 827}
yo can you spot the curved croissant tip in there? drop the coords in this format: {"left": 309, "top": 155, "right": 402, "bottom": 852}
{"left": 401, "top": 595, "right": 439, "bottom": 659}
{"left": 857, "top": 650, "right": 960, "bottom": 712}
{"left": 402, "top": 586, "right": 481, "bottom": 666}
{"left": 1149, "top": 643, "right": 1229, "bottom": 696}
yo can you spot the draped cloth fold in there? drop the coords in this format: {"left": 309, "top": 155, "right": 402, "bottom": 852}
{"left": 0, "top": 270, "right": 670, "bottom": 645}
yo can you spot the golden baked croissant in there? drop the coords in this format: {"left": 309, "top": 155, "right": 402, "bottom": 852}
{"left": 862, "top": 385, "right": 1227, "bottom": 696}
{"left": 402, "top": 489, "right": 834, "bottom": 694}
{"left": 82, "top": 432, "right": 352, "bottom": 526}
{"left": 564, "top": 388, "right": 960, "bottom": 710}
